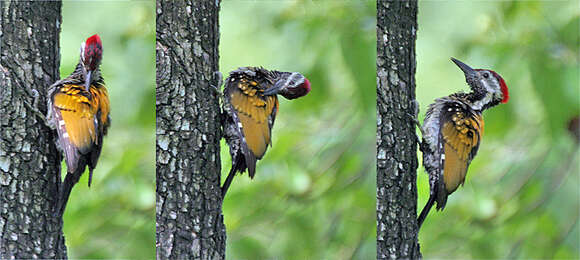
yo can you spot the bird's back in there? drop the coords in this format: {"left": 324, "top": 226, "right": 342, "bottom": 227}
{"left": 50, "top": 72, "right": 110, "bottom": 177}
{"left": 223, "top": 67, "right": 279, "bottom": 177}
{"left": 422, "top": 94, "right": 483, "bottom": 209}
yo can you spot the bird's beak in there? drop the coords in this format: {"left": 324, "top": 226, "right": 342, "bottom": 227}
{"left": 85, "top": 70, "right": 92, "bottom": 92}
{"left": 262, "top": 80, "right": 285, "bottom": 96}
{"left": 451, "top": 57, "right": 475, "bottom": 76}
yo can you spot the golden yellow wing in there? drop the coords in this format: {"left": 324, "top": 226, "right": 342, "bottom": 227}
{"left": 229, "top": 80, "right": 278, "bottom": 159}
{"left": 53, "top": 84, "right": 98, "bottom": 153}
{"left": 441, "top": 111, "right": 484, "bottom": 194}
{"left": 90, "top": 84, "right": 111, "bottom": 133}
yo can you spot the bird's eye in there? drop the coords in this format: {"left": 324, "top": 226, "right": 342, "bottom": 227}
{"left": 483, "top": 72, "right": 489, "bottom": 78}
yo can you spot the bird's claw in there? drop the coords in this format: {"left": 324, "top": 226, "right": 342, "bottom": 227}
{"left": 405, "top": 112, "right": 426, "bottom": 153}
{"left": 22, "top": 88, "right": 52, "bottom": 128}
{"left": 210, "top": 71, "right": 223, "bottom": 96}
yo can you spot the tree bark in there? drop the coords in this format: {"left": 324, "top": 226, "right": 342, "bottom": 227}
{"left": 376, "top": 0, "right": 421, "bottom": 259}
{"left": 155, "top": 1, "right": 225, "bottom": 259}
{"left": 0, "top": 1, "right": 66, "bottom": 258}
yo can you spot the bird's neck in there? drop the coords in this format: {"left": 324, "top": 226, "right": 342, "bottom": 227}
{"left": 71, "top": 62, "right": 103, "bottom": 85}
{"left": 465, "top": 90, "right": 499, "bottom": 112}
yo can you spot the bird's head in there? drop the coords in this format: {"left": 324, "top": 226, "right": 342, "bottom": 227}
{"left": 263, "top": 72, "right": 311, "bottom": 100}
{"left": 451, "top": 57, "right": 509, "bottom": 104}
{"left": 80, "top": 34, "right": 103, "bottom": 91}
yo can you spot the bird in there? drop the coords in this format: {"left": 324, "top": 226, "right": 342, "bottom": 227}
{"left": 417, "top": 57, "right": 509, "bottom": 229}
{"left": 47, "top": 34, "right": 110, "bottom": 215}
{"left": 221, "top": 67, "right": 311, "bottom": 197}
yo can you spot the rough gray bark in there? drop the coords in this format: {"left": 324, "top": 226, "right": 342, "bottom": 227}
{"left": 0, "top": 1, "right": 66, "bottom": 258}
{"left": 155, "top": 1, "right": 225, "bottom": 259}
{"left": 376, "top": 0, "right": 421, "bottom": 259}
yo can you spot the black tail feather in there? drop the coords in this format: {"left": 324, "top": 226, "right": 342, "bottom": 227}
{"left": 88, "top": 168, "right": 94, "bottom": 188}
{"left": 221, "top": 165, "right": 237, "bottom": 198}
{"left": 417, "top": 194, "right": 436, "bottom": 230}
{"left": 56, "top": 168, "right": 84, "bottom": 216}
{"left": 222, "top": 155, "right": 245, "bottom": 197}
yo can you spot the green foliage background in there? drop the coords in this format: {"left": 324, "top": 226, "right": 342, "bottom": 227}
{"left": 60, "top": 1, "right": 155, "bottom": 258}
{"left": 221, "top": 0, "right": 579, "bottom": 259}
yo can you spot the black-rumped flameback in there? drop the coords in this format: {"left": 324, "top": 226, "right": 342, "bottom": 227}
{"left": 222, "top": 67, "right": 311, "bottom": 196}
{"left": 48, "top": 34, "right": 110, "bottom": 215}
{"left": 417, "top": 58, "right": 509, "bottom": 229}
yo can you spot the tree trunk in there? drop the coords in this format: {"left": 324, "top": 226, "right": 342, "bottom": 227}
{"left": 0, "top": 1, "right": 66, "bottom": 258}
{"left": 155, "top": 1, "right": 225, "bottom": 259}
{"left": 376, "top": 0, "right": 421, "bottom": 259}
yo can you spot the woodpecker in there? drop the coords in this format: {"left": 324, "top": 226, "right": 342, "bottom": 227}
{"left": 417, "top": 58, "right": 509, "bottom": 229}
{"left": 221, "top": 67, "right": 311, "bottom": 196}
{"left": 47, "top": 34, "right": 110, "bottom": 215}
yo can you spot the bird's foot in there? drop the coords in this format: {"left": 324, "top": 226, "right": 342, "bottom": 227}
{"left": 21, "top": 88, "right": 53, "bottom": 129}
{"left": 405, "top": 112, "right": 426, "bottom": 153}
{"left": 210, "top": 71, "right": 223, "bottom": 96}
